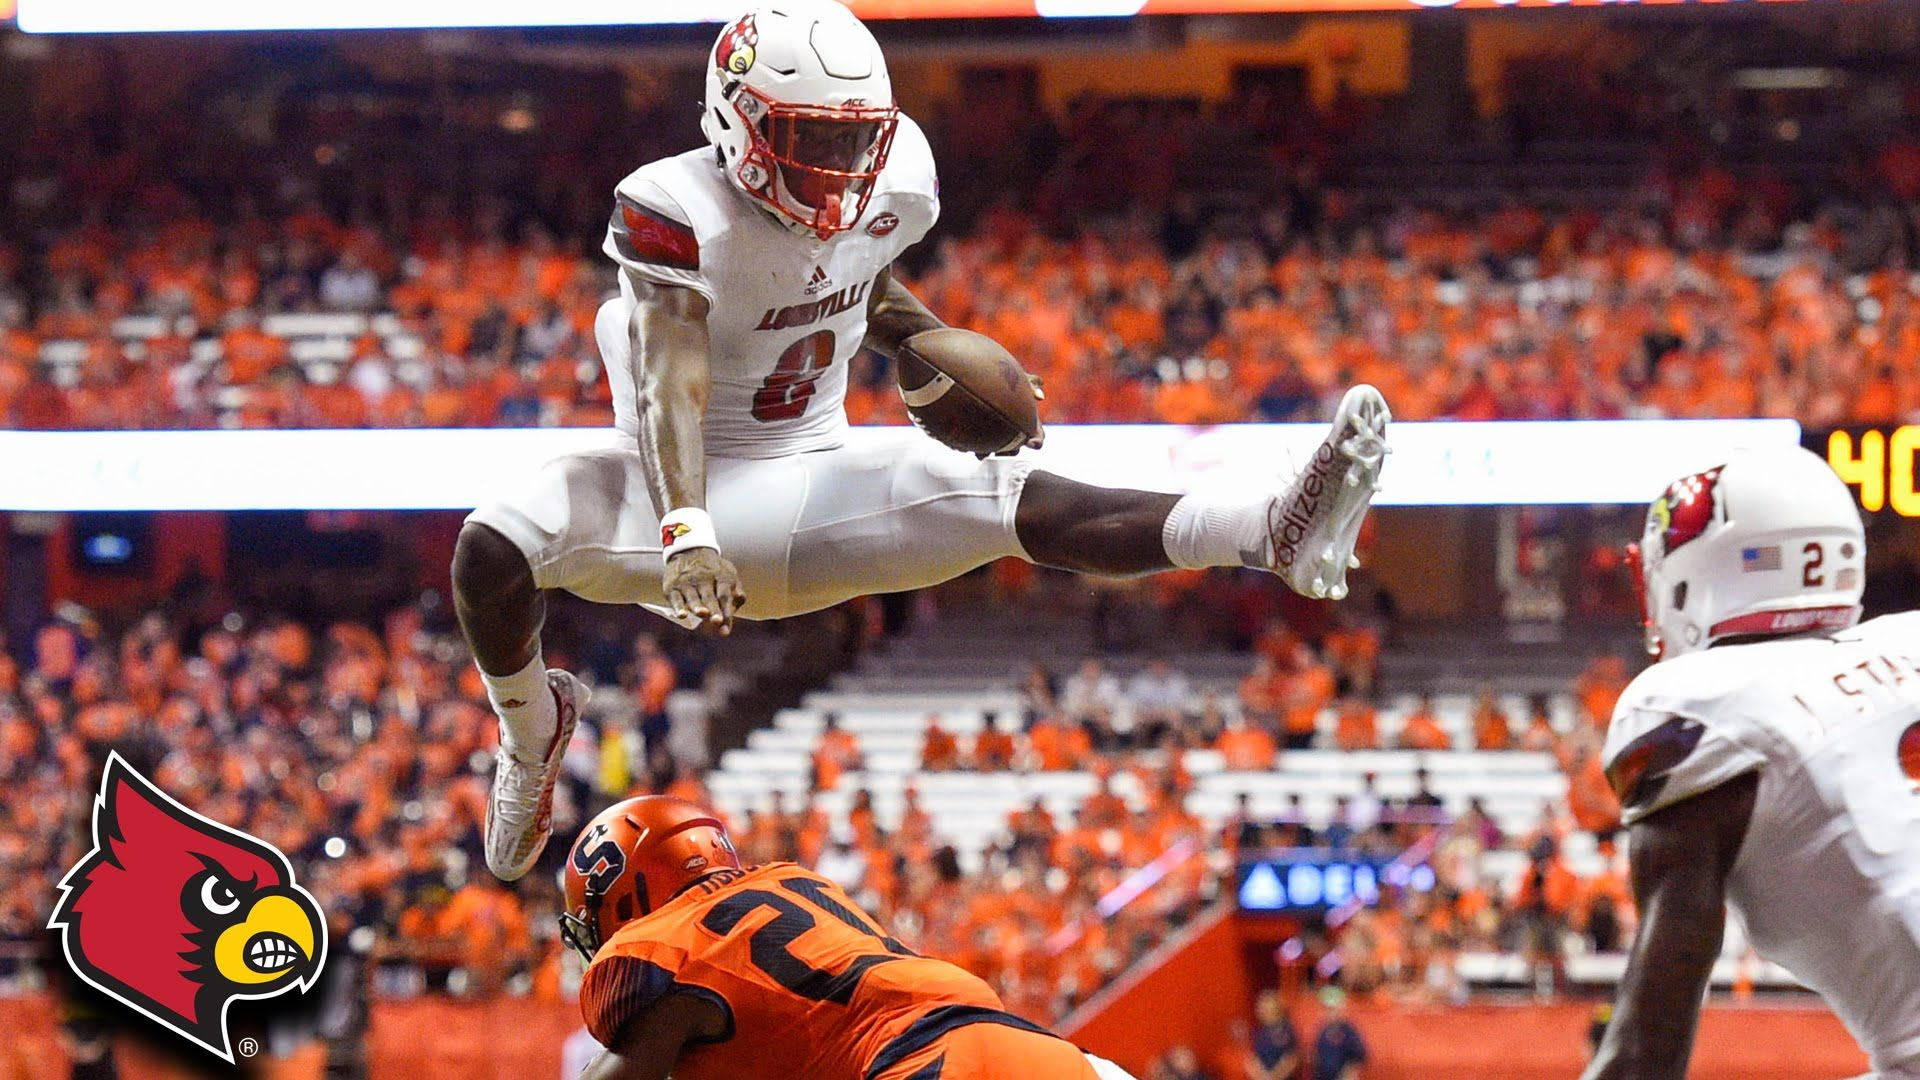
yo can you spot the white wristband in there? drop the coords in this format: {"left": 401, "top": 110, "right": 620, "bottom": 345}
{"left": 659, "top": 508, "right": 720, "bottom": 559}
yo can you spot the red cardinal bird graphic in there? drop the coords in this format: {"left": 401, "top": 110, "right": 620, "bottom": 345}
{"left": 47, "top": 753, "right": 328, "bottom": 1062}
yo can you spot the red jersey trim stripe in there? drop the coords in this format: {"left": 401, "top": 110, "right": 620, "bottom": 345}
{"left": 611, "top": 195, "right": 700, "bottom": 273}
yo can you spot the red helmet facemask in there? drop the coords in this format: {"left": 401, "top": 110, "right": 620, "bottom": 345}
{"left": 730, "top": 86, "right": 898, "bottom": 239}
{"left": 1625, "top": 540, "right": 1662, "bottom": 660}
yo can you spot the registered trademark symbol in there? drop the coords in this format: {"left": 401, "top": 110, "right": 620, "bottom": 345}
{"left": 237, "top": 1037, "right": 259, "bottom": 1058}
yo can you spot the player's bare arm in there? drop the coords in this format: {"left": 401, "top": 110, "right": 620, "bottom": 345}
{"left": 625, "top": 269, "right": 746, "bottom": 635}
{"left": 863, "top": 266, "right": 1044, "bottom": 452}
{"left": 579, "top": 991, "right": 729, "bottom": 1080}
{"left": 1584, "top": 771, "right": 1758, "bottom": 1080}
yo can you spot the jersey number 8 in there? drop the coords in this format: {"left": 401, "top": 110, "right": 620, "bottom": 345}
{"left": 752, "top": 330, "right": 836, "bottom": 422}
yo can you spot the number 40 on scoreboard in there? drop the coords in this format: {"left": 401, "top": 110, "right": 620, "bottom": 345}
{"left": 1822, "top": 428, "right": 1920, "bottom": 517}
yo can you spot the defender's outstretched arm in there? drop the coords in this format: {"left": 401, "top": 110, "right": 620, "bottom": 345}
{"left": 1584, "top": 770, "right": 1758, "bottom": 1080}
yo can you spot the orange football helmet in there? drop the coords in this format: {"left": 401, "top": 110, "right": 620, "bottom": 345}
{"left": 558, "top": 795, "right": 740, "bottom": 962}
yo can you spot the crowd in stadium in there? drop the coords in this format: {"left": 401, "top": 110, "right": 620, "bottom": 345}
{"left": 8, "top": 42, "right": 1920, "bottom": 433}
{"left": 0, "top": 588, "right": 1634, "bottom": 1039}
{"left": 8, "top": 179, "right": 1920, "bottom": 432}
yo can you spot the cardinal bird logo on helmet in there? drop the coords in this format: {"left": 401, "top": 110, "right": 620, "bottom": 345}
{"left": 1651, "top": 466, "right": 1723, "bottom": 555}
{"left": 47, "top": 753, "right": 328, "bottom": 1062}
{"left": 716, "top": 13, "right": 757, "bottom": 77}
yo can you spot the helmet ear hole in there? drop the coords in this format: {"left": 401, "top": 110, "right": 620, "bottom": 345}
{"left": 712, "top": 107, "right": 733, "bottom": 132}
{"left": 1672, "top": 581, "right": 1688, "bottom": 610}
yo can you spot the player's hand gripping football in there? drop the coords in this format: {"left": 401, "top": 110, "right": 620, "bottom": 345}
{"left": 982, "top": 373, "right": 1046, "bottom": 459}
{"left": 664, "top": 548, "right": 746, "bottom": 636}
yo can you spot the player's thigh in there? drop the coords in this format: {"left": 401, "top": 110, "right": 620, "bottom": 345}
{"left": 877, "top": 1025, "right": 1098, "bottom": 1080}
{"left": 784, "top": 433, "right": 1034, "bottom": 613}
{"left": 464, "top": 449, "right": 667, "bottom": 608}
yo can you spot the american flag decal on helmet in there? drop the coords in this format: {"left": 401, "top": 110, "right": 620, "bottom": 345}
{"left": 1741, "top": 545, "right": 1782, "bottom": 572}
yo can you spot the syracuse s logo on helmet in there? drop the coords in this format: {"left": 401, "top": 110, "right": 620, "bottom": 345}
{"left": 48, "top": 753, "right": 328, "bottom": 1062}
{"left": 716, "top": 13, "right": 757, "bottom": 76}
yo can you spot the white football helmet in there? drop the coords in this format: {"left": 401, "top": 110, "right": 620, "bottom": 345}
{"left": 1631, "top": 446, "right": 1864, "bottom": 659}
{"left": 701, "top": 0, "right": 899, "bottom": 239}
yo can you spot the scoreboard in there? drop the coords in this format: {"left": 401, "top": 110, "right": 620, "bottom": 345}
{"left": 1813, "top": 427, "right": 1920, "bottom": 518}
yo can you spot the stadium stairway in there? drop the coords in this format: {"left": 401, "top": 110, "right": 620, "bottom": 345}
{"left": 703, "top": 604, "right": 1792, "bottom": 988}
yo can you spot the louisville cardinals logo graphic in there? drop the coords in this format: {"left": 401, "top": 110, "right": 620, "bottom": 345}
{"left": 1650, "top": 466, "right": 1722, "bottom": 555}
{"left": 48, "top": 753, "right": 327, "bottom": 1062}
{"left": 662, "top": 521, "right": 690, "bottom": 547}
{"left": 716, "top": 13, "right": 757, "bottom": 76}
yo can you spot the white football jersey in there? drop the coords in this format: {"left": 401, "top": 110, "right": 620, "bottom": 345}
{"left": 1604, "top": 612, "right": 1920, "bottom": 1071}
{"left": 600, "top": 115, "right": 939, "bottom": 460}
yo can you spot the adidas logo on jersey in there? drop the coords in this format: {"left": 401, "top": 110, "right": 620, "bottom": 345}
{"left": 803, "top": 266, "right": 834, "bottom": 296}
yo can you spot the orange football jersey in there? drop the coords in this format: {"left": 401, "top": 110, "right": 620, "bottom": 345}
{"left": 579, "top": 863, "right": 1061, "bottom": 1080}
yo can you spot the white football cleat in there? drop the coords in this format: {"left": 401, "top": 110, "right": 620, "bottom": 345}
{"left": 1264, "top": 384, "right": 1390, "bottom": 600}
{"left": 485, "top": 669, "right": 589, "bottom": 882}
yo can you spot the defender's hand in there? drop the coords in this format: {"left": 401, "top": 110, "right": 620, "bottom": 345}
{"left": 663, "top": 548, "right": 745, "bottom": 635}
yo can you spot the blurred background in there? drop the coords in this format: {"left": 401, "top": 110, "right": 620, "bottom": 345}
{"left": 5, "top": 0, "right": 1920, "bottom": 1076}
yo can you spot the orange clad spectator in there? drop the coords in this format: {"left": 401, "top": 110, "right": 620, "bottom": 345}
{"left": 1215, "top": 715, "right": 1277, "bottom": 771}
{"left": 1397, "top": 703, "right": 1452, "bottom": 751}
{"left": 1333, "top": 697, "right": 1379, "bottom": 752}
{"left": 1026, "top": 714, "right": 1091, "bottom": 772}
{"left": 921, "top": 716, "right": 962, "bottom": 772}
{"left": 1082, "top": 772, "right": 1128, "bottom": 829}
{"left": 1322, "top": 616, "right": 1382, "bottom": 695}
{"left": 1280, "top": 648, "right": 1337, "bottom": 751}
{"left": 1470, "top": 692, "right": 1513, "bottom": 751}
{"left": 1576, "top": 655, "right": 1631, "bottom": 732}
{"left": 811, "top": 712, "right": 865, "bottom": 792}
{"left": 1565, "top": 743, "right": 1623, "bottom": 836}
{"left": 631, "top": 633, "right": 677, "bottom": 755}
{"left": 221, "top": 314, "right": 291, "bottom": 386}
{"left": 973, "top": 712, "right": 1017, "bottom": 772}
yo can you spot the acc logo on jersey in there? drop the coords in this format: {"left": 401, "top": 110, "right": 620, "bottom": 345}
{"left": 1899, "top": 721, "right": 1920, "bottom": 792}
{"left": 866, "top": 212, "right": 900, "bottom": 238}
{"left": 47, "top": 754, "right": 327, "bottom": 1062}
{"left": 716, "top": 13, "right": 757, "bottom": 76}
{"left": 1651, "top": 466, "right": 1722, "bottom": 554}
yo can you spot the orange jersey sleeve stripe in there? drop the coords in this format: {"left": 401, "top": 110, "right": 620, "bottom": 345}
{"left": 579, "top": 954, "right": 736, "bottom": 1047}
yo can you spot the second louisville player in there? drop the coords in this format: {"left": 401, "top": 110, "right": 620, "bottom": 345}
{"left": 559, "top": 796, "right": 1136, "bottom": 1080}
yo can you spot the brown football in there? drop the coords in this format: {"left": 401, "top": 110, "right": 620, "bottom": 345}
{"left": 895, "top": 328, "right": 1041, "bottom": 456}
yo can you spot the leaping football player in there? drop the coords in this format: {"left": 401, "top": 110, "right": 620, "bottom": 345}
{"left": 1585, "top": 446, "right": 1920, "bottom": 1080}
{"left": 453, "top": 0, "right": 1392, "bottom": 881}
{"left": 560, "top": 796, "right": 1138, "bottom": 1080}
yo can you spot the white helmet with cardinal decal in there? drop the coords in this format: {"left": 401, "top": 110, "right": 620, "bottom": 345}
{"left": 701, "top": 0, "right": 899, "bottom": 240}
{"left": 1633, "top": 446, "right": 1865, "bottom": 659}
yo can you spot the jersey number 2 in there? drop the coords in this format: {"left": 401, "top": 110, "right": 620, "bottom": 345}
{"left": 700, "top": 875, "right": 917, "bottom": 1003}
{"left": 752, "top": 330, "right": 835, "bottom": 422}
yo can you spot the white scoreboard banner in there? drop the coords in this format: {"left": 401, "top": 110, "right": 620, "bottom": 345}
{"left": 0, "top": 419, "right": 1800, "bottom": 512}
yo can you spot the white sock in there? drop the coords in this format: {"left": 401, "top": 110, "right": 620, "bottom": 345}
{"left": 1161, "top": 492, "right": 1269, "bottom": 570}
{"left": 481, "top": 654, "right": 558, "bottom": 763}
